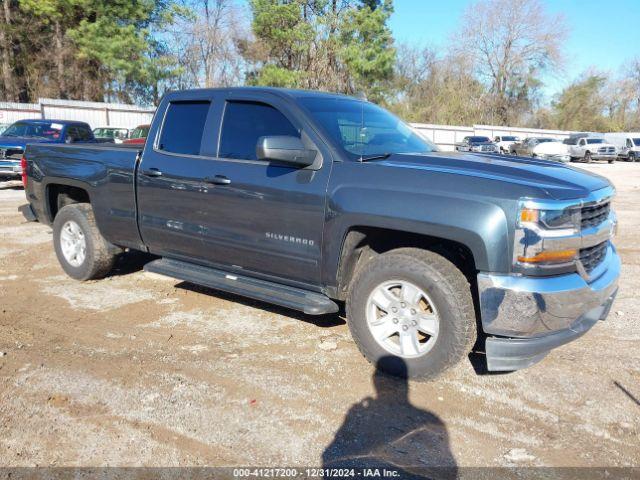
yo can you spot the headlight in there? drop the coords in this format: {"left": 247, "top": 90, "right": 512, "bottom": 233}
{"left": 514, "top": 202, "right": 581, "bottom": 270}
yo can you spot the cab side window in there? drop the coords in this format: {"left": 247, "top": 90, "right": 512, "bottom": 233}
{"left": 158, "top": 101, "right": 211, "bottom": 155}
{"left": 218, "top": 101, "right": 299, "bottom": 161}
{"left": 76, "top": 125, "right": 93, "bottom": 141}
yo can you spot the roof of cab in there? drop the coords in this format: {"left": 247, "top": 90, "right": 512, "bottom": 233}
{"left": 166, "top": 86, "right": 362, "bottom": 101}
{"left": 13, "top": 118, "right": 90, "bottom": 126}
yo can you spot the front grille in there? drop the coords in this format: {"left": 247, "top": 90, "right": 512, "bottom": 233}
{"left": 579, "top": 241, "right": 608, "bottom": 273}
{"left": 480, "top": 145, "right": 494, "bottom": 152}
{"left": 581, "top": 201, "right": 610, "bottom": 229}
{"left": 597, "top": 147, "right": 615, "bottom": 154}
{"left": 0, "top": 147, "right": 23, "bottom": 160}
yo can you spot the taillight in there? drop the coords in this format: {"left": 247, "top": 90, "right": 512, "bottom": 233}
{"left": 21, "top": 156, "right": 27, "bottom": 187}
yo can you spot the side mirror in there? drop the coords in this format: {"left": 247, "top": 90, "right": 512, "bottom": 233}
{"left": 256, "top": 136, "right": 316, "bottom": 167}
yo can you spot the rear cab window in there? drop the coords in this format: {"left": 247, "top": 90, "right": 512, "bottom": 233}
{"left": 218, "top": 101, "right": 299, "bottom": 161}
{"left": 158, "top": 101, "right": 211, "bottom": 155}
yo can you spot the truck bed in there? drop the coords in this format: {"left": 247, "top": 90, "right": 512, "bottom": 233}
{"left": 24, "top": 143, "right": 145, "bottom": 251}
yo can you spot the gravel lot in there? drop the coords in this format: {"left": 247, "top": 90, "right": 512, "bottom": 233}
{"left": 0, "top": 163, "right": 639, "bottom": 471}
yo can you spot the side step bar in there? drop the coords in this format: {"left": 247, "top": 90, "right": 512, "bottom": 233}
{"left": 144, "top": 258, "right": 339, "bottom": 315}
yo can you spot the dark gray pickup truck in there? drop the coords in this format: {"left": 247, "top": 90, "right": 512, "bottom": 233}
{"left": 20, "top": 87, "right": 620, "bottom": 379}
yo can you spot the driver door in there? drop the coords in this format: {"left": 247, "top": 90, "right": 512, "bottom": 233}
{"left": 193, "top": 93, "right": 333, "bottom": 287}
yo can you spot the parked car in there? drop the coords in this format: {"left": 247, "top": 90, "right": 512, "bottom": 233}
{"left": 123, "top": 124, "right": 150, "bottom": 144}
{"left": 493, "top": 135, "right": 520, "bottom": 154}
{"left": 603, "top": 132, "right": 640, "bottom": 162}
{"left": 531, "top": 139, "right": 571, "bottom": 162}
{"left": 20, "top": 87, "right": 619, "bottom": 379}
{"left": 0, "top": 119, "right": 95, "bottom": 179}
{"left": 455, "top": 136, "right": 499, "bottom": 153}
{"left": 564, "top": 134, "right": 617, "bottom": 163}
{"left": 510, "top": 137, "right": 556, "bottom": 156}
{"left": 93, "top": 126, "right": 130, "bottom": 144}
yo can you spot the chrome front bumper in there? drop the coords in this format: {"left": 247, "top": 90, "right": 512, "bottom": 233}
{"left": 0, "top": 160, "right": 21, "bottom": 177}
{"left": 477, "top": 244, "right": 620, "bottom": 371}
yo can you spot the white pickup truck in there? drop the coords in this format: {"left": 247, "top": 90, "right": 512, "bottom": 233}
{"left": 564, "top": 136, "right": 617, "bottom": 163}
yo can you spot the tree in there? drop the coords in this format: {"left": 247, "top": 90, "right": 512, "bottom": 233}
{"left": 166, "top": 0, "right": 249, "bottom": 91}
{"left": 454, "top": 0, "right": 567, "bottom": 125}
{"left": 389, "top": 44, "right": 489, "bottom": 125}
{"left": 550, "top": 74, "right": 611, "bottom": 132}
{"left": 338, "top": 0, "right": 395, "bottom": 102}
{"left": 0, "top": 0, "right": 184, "bottom": 103}
{"left": 245, "top": 0, "right": 395, "bottom": 101}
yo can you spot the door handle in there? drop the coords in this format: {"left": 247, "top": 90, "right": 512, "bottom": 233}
{"left": 143, "top": 167, "right": 163, "bottom": 177}
{"left": 205, "top": 175, "right": 231, "bottom": 185}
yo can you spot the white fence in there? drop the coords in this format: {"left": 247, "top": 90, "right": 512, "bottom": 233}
{"left": 412, "top": 123, "right": 574, "bottom": 151}
{"left": 1, "top": 98, "right": 576, "bottom": 149}
{"left": 0, "top": 98, "right": 155, "bottom": 129}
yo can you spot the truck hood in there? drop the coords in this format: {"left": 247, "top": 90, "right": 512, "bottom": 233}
{"left": 0, "top": 137, "right": 55, "bottom": 149}
{"left": 376, "top": 152, "right": 610, "bottom": 200}
{"left": 532, "top": 142, "right": 569, "bottom": 155}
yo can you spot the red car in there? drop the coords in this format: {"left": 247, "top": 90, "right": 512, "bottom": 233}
{"left": 123, "top": 124, "right": 150, "bottom": 145}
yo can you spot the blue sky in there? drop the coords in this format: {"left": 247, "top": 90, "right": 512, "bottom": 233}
{"left": 389, "top": 0, "right": 640, "bottom": 97}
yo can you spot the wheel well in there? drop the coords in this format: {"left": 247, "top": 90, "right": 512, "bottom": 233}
{"left": 47, "top": 184, "right": 90, "bottom": 222}
{"left": 335, "top": 227, "right": 477, "bottom": 300}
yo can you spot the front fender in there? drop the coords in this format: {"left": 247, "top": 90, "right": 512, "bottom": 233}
{"left": 321, "top": 167, "right": 515, "bottom": 289}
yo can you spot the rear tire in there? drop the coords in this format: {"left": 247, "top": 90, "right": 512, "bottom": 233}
{"left": 346, "top": 248, "right": 477, "bottom": 380}
{"left": 53, "top": 204, "right": 120, "bottom": 281}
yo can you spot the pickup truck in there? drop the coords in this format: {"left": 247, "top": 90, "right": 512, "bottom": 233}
{"left": 20, "top": 87, "right": 620, "bottom": 379}
{"left": 454, "top": 136, "right": 499, "bottom": 153}
{"left": 564, "top": 135, "right": 617, "bottom": 163}
{"left": 0, "top": 119, "right": 95, "bottom": 178}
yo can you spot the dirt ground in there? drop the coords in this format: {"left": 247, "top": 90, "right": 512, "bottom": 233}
{"left": 0, "top": 162, "right": 639, "bottom": 471}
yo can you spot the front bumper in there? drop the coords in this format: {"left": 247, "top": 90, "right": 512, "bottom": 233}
{"left": 477, "top": 244, "right": 620, "bottom": 371}
{"left": 592, "top": 153, "right": 617, "bottom": 160}
{"left": 0, "top": 160, "right": 21, "bottom": 177}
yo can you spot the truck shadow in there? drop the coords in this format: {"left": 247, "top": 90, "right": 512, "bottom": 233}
{"left": 322, "top": 356, "right": 457, "bottom": 479}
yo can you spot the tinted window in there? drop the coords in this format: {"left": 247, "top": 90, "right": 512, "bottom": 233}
{"left": 159, "top": 101, "right": 210, "bottom": 155}
{"left": 130, "top": 125, "right": 150, "bottom": 139}
{"left": 3, "top": 121, "right": 62, "bottom": 139}
{"left": 586, "top": 138, "right": 604, "bottom": 144}
{"left": 633, "top": 138, "right": 640, "bottom": 146}
{"left": 75, "top": 125, "right": 92, "bottom": 141}
{"left": 502, "top": 136, "right": 517, "bottom": 141}
{"left": 219, "top": 101, "right": 299, "bottom": 160}
{"left": 299, "top": 97, "right": 437, "bottom": 159}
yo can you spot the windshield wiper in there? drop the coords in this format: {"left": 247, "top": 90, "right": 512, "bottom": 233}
{"left": 359, "top": 153, "right": 392, "bottom": 162}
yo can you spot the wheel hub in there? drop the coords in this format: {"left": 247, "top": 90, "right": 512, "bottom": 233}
{"left": 365, "top": 279, "right": 440, "bottom": 358}
{"left": 60, "top": 220, "right": 87, "bottom": 268}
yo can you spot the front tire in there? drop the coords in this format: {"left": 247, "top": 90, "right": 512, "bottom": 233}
{"left": 53, "top": 204, "right": 120, "bottom": 280}
{"left": 584, "top": 151, "right": 592, "bottom": 163}
{"left": 346, "top": 248, "right": 477, "bottom": 380}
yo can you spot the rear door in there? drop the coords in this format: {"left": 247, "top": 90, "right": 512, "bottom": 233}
{"left": 136, "top": 93, "right": 217, "bottom": 261}
{"left": 192, "top": 92, "right": 332, "bottom": 287}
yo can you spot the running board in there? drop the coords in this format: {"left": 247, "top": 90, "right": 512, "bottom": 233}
{"left": 144, "top": 258, "right": 339, "bottom": 315}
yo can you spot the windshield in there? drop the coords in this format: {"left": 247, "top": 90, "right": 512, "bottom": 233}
{"left": 633, "top": 138, "right": 640, "bottom": 146}
{"left": 537, "top": 138, "right": 555, "bottom": 143}
{"left": 586, "top": 138, "right": 604, "bottom": 144}
{"left": 501, "top": 136, "right": 517, "bottom": 141}
{"left": 94, "top": 128, "right": 128, "bottom": 139}
{"left": 2, "top": 121, "right": 62, "bottom": 140}
{"left": 299, "top": 97, "right": 438, "bottom": 158}
{"left": 468, "top": 136, "right": 490, "bottom": 143}
{"left": 130, "top": 126, "right": 150, "bottom": 139}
